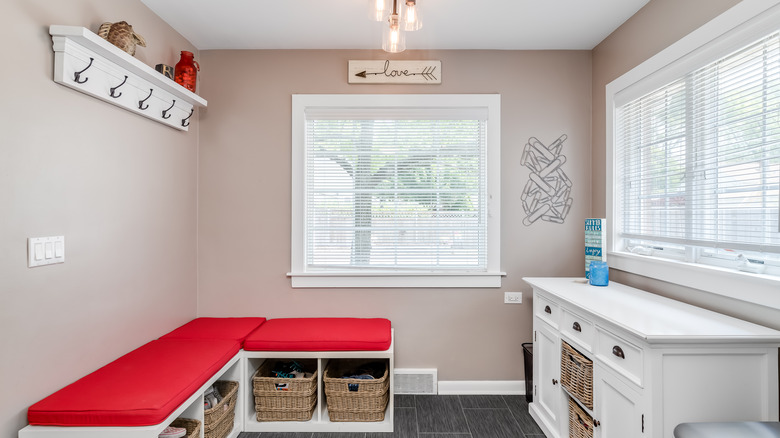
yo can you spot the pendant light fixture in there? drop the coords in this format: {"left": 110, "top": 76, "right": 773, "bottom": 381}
{"left": 403, "top": 0, "right": 422, "bottom": 31}
{"left": 368, "top": 0, "right": 389, "bottom": 21}
{"left": 371, "top": 0, "right": 422, "bottom": 52}
{"left": 382, "top": 0, "right": 405, "bottom": 53}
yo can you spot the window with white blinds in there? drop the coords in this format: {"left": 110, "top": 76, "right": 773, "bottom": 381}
{"left": 290, "top": 94, "right": 502, "bottom": 288}
{"left": 614, "top": 30, "right": 780, "bottom": 276}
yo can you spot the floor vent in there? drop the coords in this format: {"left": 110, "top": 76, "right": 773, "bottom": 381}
{"left": 394, "top": 368, "right": 438, "bottom": 394}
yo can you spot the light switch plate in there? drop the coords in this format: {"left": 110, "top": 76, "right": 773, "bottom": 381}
{"left": 28, "top": 236, "right": 65, "bottom": 267}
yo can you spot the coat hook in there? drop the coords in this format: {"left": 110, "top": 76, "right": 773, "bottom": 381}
{"left": 162, "top": 99, "right": 176, "bottom": 119}
{"left": 138, "top": 89, "right": 153, "bottom": 110}
{"left": 109, "top": 75, "right": 128, "bottom": 98}
{"left": 74, "top": 57, "right": 94, "bottom": 84}
{"left": 181, "top": 109, "right": 194, "bottom": 127}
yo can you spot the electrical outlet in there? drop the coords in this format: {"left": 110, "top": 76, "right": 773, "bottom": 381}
{"left": 504, "top": 291, "right": 523, "bottom": 304}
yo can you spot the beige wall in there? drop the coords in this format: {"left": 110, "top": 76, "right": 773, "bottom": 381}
{"left": 0, "top": 1, "right": 199, "bottom": 436}
{"left": 591, "top": 0, "right": 780, "bottom": 329}
{"left": 197, "top": 49, "right": 593, "bottom": 379}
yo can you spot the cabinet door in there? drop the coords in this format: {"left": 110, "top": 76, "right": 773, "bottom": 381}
{"left": 534, "top": 321, "right": 562, "bottom": 431}
{"left": 594, "top": 365, "right": 645, "bottom": 438}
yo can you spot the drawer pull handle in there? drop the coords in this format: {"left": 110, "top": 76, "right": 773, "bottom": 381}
{"left": 572, "top": 322, "right": 582, "bottom": 332}
{"left": 594, "top": 420, "right": 601, "bottom": 428}
{"left": 544, "top": 305, "right": 552, "bottom": 314}
{"left": 569, "top": 354, "right": 582, "bottom": 367}
{"left": 552, "top": 378, "right": 558, "bottom": 385}
{"left": 612, "top": 345, "right": 625, "bottom": 359}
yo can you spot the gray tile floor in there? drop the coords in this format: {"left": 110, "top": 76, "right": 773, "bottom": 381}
{"left": 239, "top": 394, "right": 546, "bottom": 438}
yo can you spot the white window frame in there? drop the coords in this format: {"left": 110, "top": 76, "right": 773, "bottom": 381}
{"left": 289, "top": 94, "right": 503, "bottom": 288}
{"left": 606, "top": 0, "right": 780, "bottom": 309}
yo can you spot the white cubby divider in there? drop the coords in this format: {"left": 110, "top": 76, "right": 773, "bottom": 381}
{"left": 49, "top": 25, "right": 207, "bottom": 131}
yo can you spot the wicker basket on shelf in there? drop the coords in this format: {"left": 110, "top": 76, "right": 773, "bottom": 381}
{"left": 324, "top": 359, "right": 389, "bottom": 422}
{"left": 569, "top": 397, "right": 594, "bottom": 438}
{"left": 252, "top": 359, "right": 318, "bottom": 422}
{"left": 169, "top": 417, "right": 200, "bottom": 438}
{"left": 203, "top": 381, "right": 238, "bottom": 438}
{"left": 561, "top": 341, "right": 593, "bottom": 410}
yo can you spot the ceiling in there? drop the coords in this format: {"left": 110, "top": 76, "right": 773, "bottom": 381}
{"left": 140, "top": 0, "right": 651, "bottom": 51}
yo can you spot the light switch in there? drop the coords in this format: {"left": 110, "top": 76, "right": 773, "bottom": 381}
{"left": 28, "top": 236, "right": 65, "bottom": 267}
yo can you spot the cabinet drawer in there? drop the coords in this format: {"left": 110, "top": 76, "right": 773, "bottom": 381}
{"left": 596, "top": 328, "right": 643, "bottom": 386}
{"left": 535, "top": 294, "right": 559, "bottom": 329}
{"left": 561, "top": 308, "right": 594, "bottom": 352}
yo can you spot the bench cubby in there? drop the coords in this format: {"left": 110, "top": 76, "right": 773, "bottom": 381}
{"left": 241, "top": 339, "right": 394, "bottom": 433}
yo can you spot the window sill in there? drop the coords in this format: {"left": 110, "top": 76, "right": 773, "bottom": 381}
{"left": 287, "top": 272, "right": 506, "bottom": 288}
{"left": 608, "top": 251, "right": 780, "bottom": 310}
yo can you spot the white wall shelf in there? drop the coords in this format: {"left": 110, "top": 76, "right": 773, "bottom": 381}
{"left": 49, "top": 25, "right": 207, "bottom": 131}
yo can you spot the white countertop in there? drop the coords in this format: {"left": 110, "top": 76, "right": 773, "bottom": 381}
{"left": 524, "top": 277, "right": 780, "bottom": 344}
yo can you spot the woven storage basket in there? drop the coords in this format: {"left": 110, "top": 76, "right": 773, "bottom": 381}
{"left": 328, "top": 390, "right": 389, "bottom": 422}
{"left": 256, "top": 396, "right": 317, "bottom": 422}
{"left": 253, "top": 359, "right": 317, "bottom": 393}
{"left": 569, "top": 397, "right": 594, "bottom": 438}
{"left": 561, "top": 341, "right": 593, "bottom": 410}
{"left": 323, "top": 359, "right": 389, "bottom": 395}
{"left": 169, "top": 417, "right": 200, "bottom": 438}
{"left": 324, "top": 359, "right": 389, "bottom": 422}
{"left": 255, "top": 385, "right": 317, "bottom": 410}
{"left": 205, "top": 412, "right": 234, "bottom": 438}
{"left": 204, "top": 381, "right": 238, "bottom": 438}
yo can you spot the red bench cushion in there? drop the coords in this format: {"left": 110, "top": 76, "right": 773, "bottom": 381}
{"left": 243, "top": 318, "right": 392, "bottom": 351}
{"left": 160, "top": 317, "right": 266, "bottom": 346}
{"left": 27, "top": 338, "right": 240, "bottom": 427}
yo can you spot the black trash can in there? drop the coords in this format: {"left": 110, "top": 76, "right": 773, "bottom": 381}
{"left": 522, "top": 342, "right": 533, "bottom": 402}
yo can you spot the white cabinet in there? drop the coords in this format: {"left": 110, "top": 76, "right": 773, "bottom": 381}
{"left": 593, "top": 364, "right": 644, "bottom": 438}
{"left": 533, "top": 322, "right": 562, "bottom": 433}
{"left": 525, "top": 277, "right": 780, "bottom": 438}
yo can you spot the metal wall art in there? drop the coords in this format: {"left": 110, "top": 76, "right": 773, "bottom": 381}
{"left": 520, "top": 135, "right": 573, "bottom": 225}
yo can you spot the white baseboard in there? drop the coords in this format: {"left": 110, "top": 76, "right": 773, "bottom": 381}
{"left": 437, "top": 380, "right": 525, "bottom": 395}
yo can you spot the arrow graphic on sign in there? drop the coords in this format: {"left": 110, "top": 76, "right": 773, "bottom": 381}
{"left": 354, "top": 60, "right": 438, "bottom": 81}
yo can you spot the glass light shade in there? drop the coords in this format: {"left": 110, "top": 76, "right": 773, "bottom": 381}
{"left": 403, "top": 1, "right": 422, "bottom": 31}
{"left": 369, "top": 0, "right": 390, "bottom": 21}
{"left": 382, "top": 14, "right": 406, "bottom": 53}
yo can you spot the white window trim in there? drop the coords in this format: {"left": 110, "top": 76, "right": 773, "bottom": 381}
{"left": 289, "top": 94, "right": 503, "bottom": 288}
{"left": 606, "top": 0, "right": 780, "bottom": 309}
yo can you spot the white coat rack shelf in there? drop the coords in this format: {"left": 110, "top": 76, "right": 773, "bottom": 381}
{"left": 49, "top": 25, "right": 207, "bottom": 131}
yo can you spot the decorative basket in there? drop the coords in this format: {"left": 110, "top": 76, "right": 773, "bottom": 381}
{"left": 97, "top": 21, "right": 146, "bottom": 56}
{"left": 324, "top": 359, "right": 389, "bottom": 422}
{"left": 561, "top": 341, "right": 593, "bottom": 410}
{"left": 323, "top": 359, "right": 389, "bottom": 395}
{"left": 169, "top": 417, "right": 200, "bottom": 438}
{"left": 327, "top": 391, "right": 389, "bottom": 422}
{"left": 203, "top": 381, "right": 238, "bottom": 438}
{"left": 253, "top": 360, "right": 318, "bottom": 422}
{"left": 252, "top": 359, "right": 318, "bottom": 393}
{"left": 255, "top": 385, "right": 317, "bottom": 410}
{"left": 255, "top": 396, "right": 317, "bottom": 422}
{"left": 205, "top": 412, "right": 234, "bottom": 438}
{"left": 569, "top": 397, "right": 594, "bottom": 438}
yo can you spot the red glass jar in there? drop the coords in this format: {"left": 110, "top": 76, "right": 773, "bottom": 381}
{"left": 174, "top": 51, "right": 199, "bottom": 93}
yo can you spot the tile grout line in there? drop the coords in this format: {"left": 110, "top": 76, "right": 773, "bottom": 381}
{"left": 457, "top": 395, "right": 474, "bottom": 438}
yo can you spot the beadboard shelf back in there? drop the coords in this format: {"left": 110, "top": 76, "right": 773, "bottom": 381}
{"left": 49, "top": 25, "right": 207, "bottom": 131}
